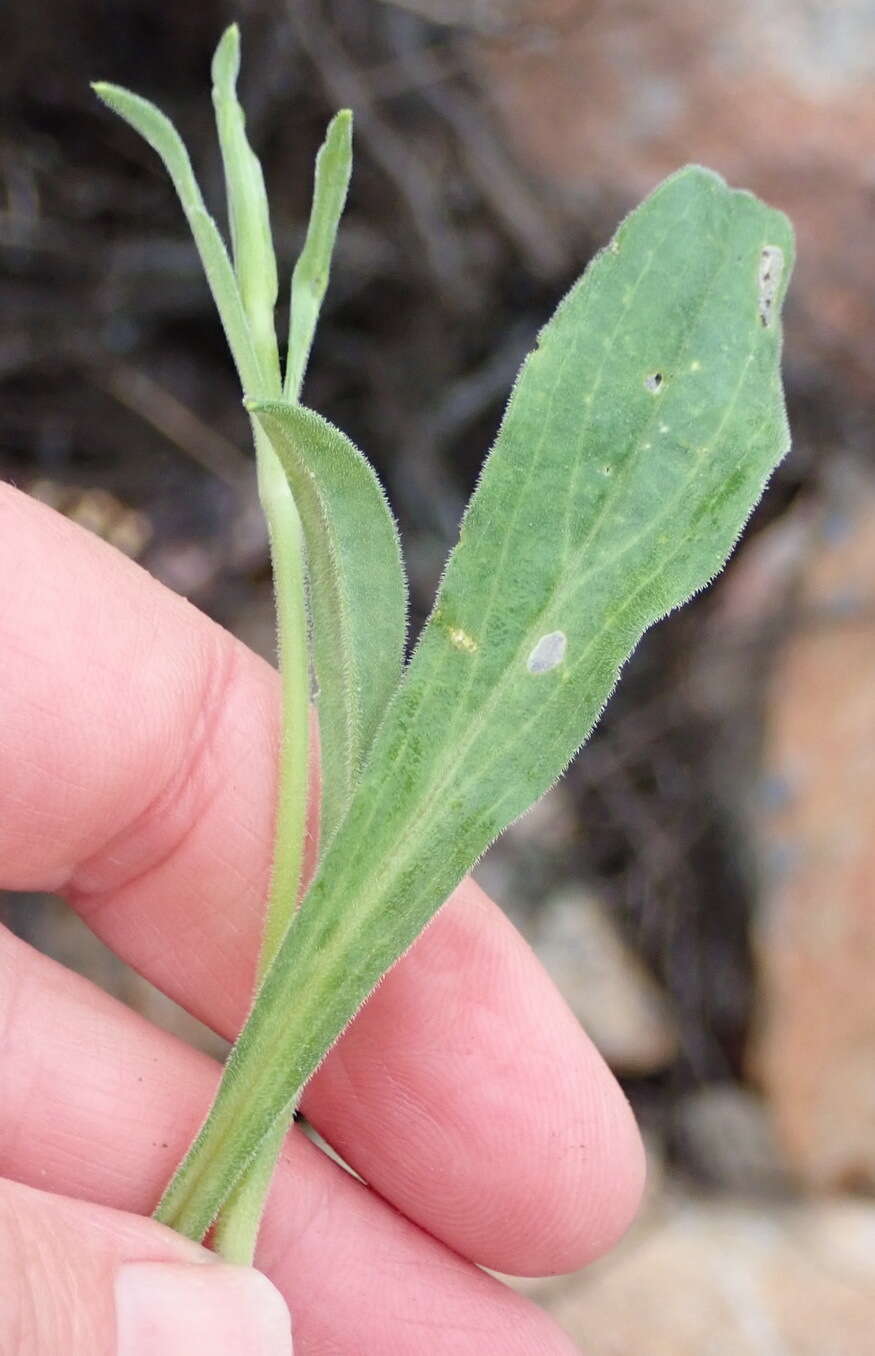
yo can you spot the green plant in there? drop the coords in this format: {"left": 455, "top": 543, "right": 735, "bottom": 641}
{"left": 93, "top": 24, "right": 793, "bottom": 1265}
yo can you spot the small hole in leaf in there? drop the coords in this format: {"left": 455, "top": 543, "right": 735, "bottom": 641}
{"left": 644, "top": 372, "right": 663, "bottom": 393}
{"left": 602, "top": 464, "right": 612, "bottom": 475}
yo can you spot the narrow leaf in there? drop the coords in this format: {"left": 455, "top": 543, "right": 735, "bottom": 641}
{"left": 211, "top": 24, "right": 282, "bottom": 391}
{"left": 155, "top": 166, "right": 794, "bottom": 1240}
{"left": 284, "top": 111, "right": 353, "bottom": 402}
{"left": 250, "top": 401, "right": 407, "bottom": 842}
{"left": 91, "top": 81, "right": 265, "bottom": 397}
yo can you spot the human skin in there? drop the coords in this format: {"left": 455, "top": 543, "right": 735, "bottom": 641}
{"left": 0, "top": 481, "right": 645, "bottom": 1354}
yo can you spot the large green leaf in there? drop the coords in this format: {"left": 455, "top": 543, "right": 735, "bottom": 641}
{"left": 156, "top": 165, "right": 794, "bottom": 1239}
{"left": 250, "top": 401, "right": 408, "bottom": 843}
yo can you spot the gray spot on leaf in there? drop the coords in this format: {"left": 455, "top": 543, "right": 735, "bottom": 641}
{"left": 644, "top": 372, "right": 663, "bottom": 393}
{"left": 527, "top": 630, "right": 567, "bottom": 674}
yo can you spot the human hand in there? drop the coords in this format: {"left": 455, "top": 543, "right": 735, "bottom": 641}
{"left": 0, "top": 483, "right": 644, "bottom": 1353}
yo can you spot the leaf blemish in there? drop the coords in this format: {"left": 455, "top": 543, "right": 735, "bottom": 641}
{"left": 644, "top": 372, "right": 663, "bottom": 393}
{"left": 527, "top": 630, "right": 567, "bottom": 675}
{"left": 757, "top": 244, "right": 784, "bottom": 327}
{"left": 448, "top": 626, "right": 478, "bottom": 654}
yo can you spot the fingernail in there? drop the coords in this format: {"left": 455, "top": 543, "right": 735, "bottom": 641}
{"left": 116, "top": 1261, "right": 293, "bottom": 1355}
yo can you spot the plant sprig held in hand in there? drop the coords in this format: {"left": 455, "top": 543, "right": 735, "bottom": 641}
{"left": 92, "top": 23, "right": 793, "bottom": 1263}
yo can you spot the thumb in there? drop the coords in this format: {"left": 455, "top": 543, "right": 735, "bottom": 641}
{"left": 0, "top": 1177, "right": 292, "bottom": 1354}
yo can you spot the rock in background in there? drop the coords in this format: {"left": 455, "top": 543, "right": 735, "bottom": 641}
{"left": 478, "top": 0, "right": 875, "bottom": 396}
{"left": 526, "top": 888, "right": 679, "bottom": 1077}
{"left": 523, "top": 1196, "right": 875, "bottom": 1355}
{"left": 750, "top": 472, "right": 875, "bottom": 1192}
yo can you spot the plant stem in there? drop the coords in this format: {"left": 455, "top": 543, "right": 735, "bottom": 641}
{"left": 204, "top": 28, "right": 315, "bottom": 1260}
{"left": 209, "top": 1116, "right": 288, "bottom": 1263}
{"left": 97, "top": 38, "right": 354, "bottom": 1261}
{"left": 253, "top": 429, "right": 311, "bottom": 952}
{"left": 208, "top": 426, "right": 310, "bottom": 1266}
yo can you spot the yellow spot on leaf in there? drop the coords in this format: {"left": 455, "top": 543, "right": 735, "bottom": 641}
{"left": 448, "top": 627, "right": 478, "bottom": 654}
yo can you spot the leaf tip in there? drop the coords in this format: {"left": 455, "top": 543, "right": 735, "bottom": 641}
{"left": 91, "top": 81, "right": 148, "bottom": 124}
{"left": 212, "top": 22, "right": 242, "bottom": 89}
{"left": 326, "top": 108, "right": 354, "bottom": 152}
{"left": 91, "top": 80, "right": 119, "bottom": 106}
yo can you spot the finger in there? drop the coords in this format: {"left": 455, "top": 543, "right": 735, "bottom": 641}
{"left": 0, "top": 926, "right": 580, "bottom": 1354}
{"left": 304, "top": 875, "right": 644, "bottom": 1272}
{"left": 0, "top": 482, "right": 644, "bottom": 1271}
{"left": 0, "top": 1177, "right": 292, "bottom": 1355}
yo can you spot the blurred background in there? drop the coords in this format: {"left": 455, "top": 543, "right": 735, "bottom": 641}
{"left": 3, "top": 0, "right": 875, "bottom": 1348}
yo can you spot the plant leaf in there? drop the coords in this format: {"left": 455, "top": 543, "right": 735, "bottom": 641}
{"left": 249, "top": 401, "right": 407, "bottom": 843}
{"left": 211, "top": 23, "right": 281, "bottom": 391}
{"left": 91, "top": 81, "right": 265, "bottom": 397}
{"left": 155, "top": 166, "right": 794, "bottom": 1240}
{"left": 284, "top": 111, "right": 353, "bottom": 402}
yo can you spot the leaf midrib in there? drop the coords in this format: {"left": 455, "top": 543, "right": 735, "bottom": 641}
{"left": 322, "top": 190, "right": 751, "bottom": 891}
{"left": 285, "top": 401, "right": 776, "bottom": 1041}
{"left": 300, "top": 388, "right": 775, "bottom": 1010}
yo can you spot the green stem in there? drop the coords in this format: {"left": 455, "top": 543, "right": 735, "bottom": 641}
{"left": 207, "top": 427, "right": 310, "bottom": 1267}
{"left": 253, "top": 429, "right": 311, "bottom": 946}
{"left": 209, "top": 91, "right": 353, "bottom": 1265}
{"left": 204, "top": 27, "right": 312, "bottom": 1261}
{"left": 95, "top": 39, "right": 314, "bottom": 1261}
{"left": 200, "top": 429, "right": 309, "bottom": 1268}
{"left": 209, "top": 1117, "right": 288, "bottom": 1263}
{"left": 96, "top": 33, "right": 353, "bottom": 1261}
